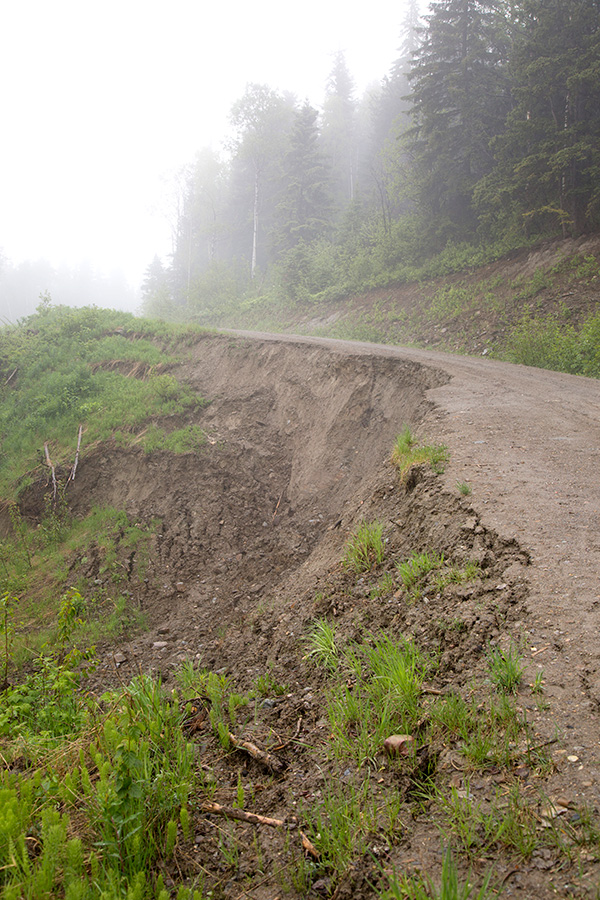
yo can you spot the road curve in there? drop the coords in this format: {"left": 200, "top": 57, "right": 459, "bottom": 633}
{"left": 226, "top": 329, "right": 600, "bottom": 703}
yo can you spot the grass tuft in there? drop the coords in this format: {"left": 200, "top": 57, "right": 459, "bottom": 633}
{"left": 391, "top": 427, "right": 450, "bottom": 481}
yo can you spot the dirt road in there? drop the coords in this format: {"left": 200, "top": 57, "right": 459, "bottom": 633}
{"left": 228, "top": 330, "right": 600, "bottom": 707}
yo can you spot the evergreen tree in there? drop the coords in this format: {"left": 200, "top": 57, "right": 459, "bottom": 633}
{"left": 479, "top": 0, "right": 600, "bottom": 236}
{"left": 321, "top": 52, "right": 357, "bottom": 214}
{"left": 274, "top": 103, "right": 332, "bottom": 252}
{"left": 408, "top": 0, "right": 514, "bottom": 247}
{"left": 229, "top": 84, "right": 295, "bottom": 276}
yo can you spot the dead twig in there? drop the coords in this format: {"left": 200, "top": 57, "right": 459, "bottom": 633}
{"left": 200, "top": 801, "right": 291, "bottom": 829}
{"left": 3, "top": 367, "right": 17, "bottom": 386}
{"left": 228, "top": 732, "right": 285, "bottom": 774}
{"left": 44, "top": 442, "right": 57, "bottom": 501}
{"left": 68, "top": 424, "right": 84, "bottom": 482}
{"left": 271, "top": 716, "right": 303, "bottom": 753}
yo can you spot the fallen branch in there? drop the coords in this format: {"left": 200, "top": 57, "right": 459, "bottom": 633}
{"left": 200, "top": 802, "right": 320, "bottom": 860}
{"left": 201, "top": 801, "right": 290, "bottom": 828}
{"left": 4, "top": 367, "right": 17, "bottom": 386}
{"left": 228, "top": 732, "right": 285, "bottom": 774}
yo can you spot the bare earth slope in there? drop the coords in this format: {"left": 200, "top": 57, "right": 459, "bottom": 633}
{"left": 56, "top": 330, "right": 600, "bottom": 897}
{"left": 232, "top": 330, "right": 600, "bottom": 685}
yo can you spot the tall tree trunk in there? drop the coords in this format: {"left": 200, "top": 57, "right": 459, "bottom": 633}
{"left": 251, "top": 168, "right": 259, "bottom": 278}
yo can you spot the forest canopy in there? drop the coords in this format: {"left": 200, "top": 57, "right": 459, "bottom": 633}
{"left": 143, "top": 0, "right": 600, "bottom": 321}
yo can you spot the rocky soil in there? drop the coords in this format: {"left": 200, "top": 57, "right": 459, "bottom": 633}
{"left": 19, "top": 330, "right": 600, "bottom": 898}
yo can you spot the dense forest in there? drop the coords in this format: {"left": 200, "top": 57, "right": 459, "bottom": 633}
{"left": 142, "top": 0, "right": 600, "bottom": 321}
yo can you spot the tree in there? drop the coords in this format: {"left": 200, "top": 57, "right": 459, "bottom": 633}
{"left": 479, "top": 0, "right": 600, "bottom": 236}
{"left": 274, "top": 102, "right": 332, "bottom": 252}
{"left": 229, "top": 84, "right": 294, "bottom": 276}
{"left": 321, "top": 52, "right": 357, "bottom": 214}
{"left": 408, "top": 0, "right": 514, "bottom": 247}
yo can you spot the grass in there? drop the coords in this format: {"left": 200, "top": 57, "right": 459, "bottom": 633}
{"left": 397, "top": 550, "right": 445, "bottom": 596}
{"left": 305, "top": 618, "right": 339, "bottom": 670}
{"left": 0, "top": 303, "right": 209, "bottom": 497}
{"left": 391, "top": 427, "right": 450, "bottom": 481}
{"left": 343, "top": 520, "right": 385, "bottom": 572}
{"left": 486, "top": 643, "right": 524, "bottom": 694}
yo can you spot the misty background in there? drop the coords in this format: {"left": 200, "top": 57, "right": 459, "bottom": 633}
{"left": 0, "top": 0, "right": 410, "bottom": 321}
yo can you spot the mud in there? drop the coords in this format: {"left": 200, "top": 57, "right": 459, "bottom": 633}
{"left": 16, "top": 331, "right": 600, "bottom": 898}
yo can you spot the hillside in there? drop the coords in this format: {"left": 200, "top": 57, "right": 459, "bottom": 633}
{"left": 1, "top": 302, "right": 600, "bottom": 898}
{"left": 204, "top": 234, "right": 600, "bottom": 373}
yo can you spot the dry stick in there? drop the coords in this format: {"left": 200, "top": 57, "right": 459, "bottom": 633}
{"left": 201, "top": 801, "right": 289, "bottom": 829}
{"left": 272, "top": 489, "right": 284, "bottom": 522}
{"left": 69, "top": 424, "right": 83, "bottom": 482}
{"left": 228, "top": 732, "right": 285, "bottom": 774}
{"left": 201, "top": 802, "right": 320, "bottom": 862}
{"left": 44, "top": 442, "right": 58, "bottom": 501}
{"left": 3, "top": 367, "right": 17, "bottom": 386}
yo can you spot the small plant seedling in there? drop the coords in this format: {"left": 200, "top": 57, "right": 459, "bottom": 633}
{"left": 531, "top": 670, "right": 544, "bottom": 694}
{"left": 487, "top": 643, "right": 524, "bottom": 694}
{"left": 342, "top": 521, "right": 385, "bottom": 573}
{"left": 457, "top": 480, "right": 472, "bottom": 496}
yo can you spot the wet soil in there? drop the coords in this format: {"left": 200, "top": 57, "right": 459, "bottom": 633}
{"left": 20, "top": 330, "right": 600, "bottom": 897}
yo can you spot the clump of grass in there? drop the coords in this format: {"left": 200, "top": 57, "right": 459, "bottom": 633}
{"left": 434, "top": 561, "right": 480, "bottom": 591}
{"left": 487, "top": 643, "right": 524, "bottom": 694}
{"left": 457, "top": 480, "right": 472, "bottom": 496}
{"left": 342, "top": 521, "right": 385, "bottom": 573}
{"left": 397, "top": 550, "right": 444, "bottom": 594}
{"left": 305, "top": 618, "right": 339, "bottom": 670}
{"left": 391, "top": 426, "right": 450, "bottom": 481}
{"left": 382, "top": 847, "right": 494, "bottom": 899}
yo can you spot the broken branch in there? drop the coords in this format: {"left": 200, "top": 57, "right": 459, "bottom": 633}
{"left": 228, "top": 732, "right": 285, "bottom": 774}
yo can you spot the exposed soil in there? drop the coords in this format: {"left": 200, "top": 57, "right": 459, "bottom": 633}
{"left": 18, "top": 330, "right": 600, "bottom": 897}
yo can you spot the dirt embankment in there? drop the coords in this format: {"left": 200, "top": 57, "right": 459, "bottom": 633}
{"left": 16, "top": 330, "right": 600, "bottom": 898}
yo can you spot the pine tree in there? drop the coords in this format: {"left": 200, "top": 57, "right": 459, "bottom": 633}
{"left": 274, "top": 103, "right": 332, "bottom": 252}
{"left": 408, "top": 0, "right": 513, "bottom": 247}
{"left": 321, "top": 52, "right": 357, "bottom": 214}
{"left": 481, "top": 0, "right": 600, "bottom": 236}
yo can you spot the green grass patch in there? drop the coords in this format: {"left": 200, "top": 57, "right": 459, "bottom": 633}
{"left": 0, "top": 304, "right": 209, "bottom": 496}
{"left": 342, "top": 520, "right": 385, "bottom": 573}
{"left": 391, "top": 426, "right": 449, "bottom": 481}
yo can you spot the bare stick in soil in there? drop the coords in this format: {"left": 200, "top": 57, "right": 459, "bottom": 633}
{"left": 228, "top": 732, "right": 285, "bottom": 774}
{"left": 201, "top": 801, "right": 290, "bottom": 828}
{"left": 69, "top": 424, "right": 83, "bottom": 482}
{"left": 44, "top": 442, "right": 57, "bottom": 501}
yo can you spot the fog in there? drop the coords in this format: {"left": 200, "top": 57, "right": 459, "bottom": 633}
{"left": 0, "top": 0, "right": 413, "bottom": 321}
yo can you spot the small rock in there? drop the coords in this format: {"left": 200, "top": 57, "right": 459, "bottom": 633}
{"left": 153, "top": 641, "right": 168, "bottom": 650}
{"left": 383, "top": 734, "right": 415, "bottom": 757}
{"left": 567, "top": 754, "right": 579, "bottom": 763}
{"left": 175, "top": 582, "right": 186, "bottom": 592}
{"left": 113, "top": 651, "right": 127, "bottom": 666}
{"left": 157, "top": 626, "right": 170, "bottom": 635}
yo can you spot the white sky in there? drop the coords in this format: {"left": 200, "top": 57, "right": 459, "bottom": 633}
{"left": 0, "top": 0, "right": 413, "bottom": 292}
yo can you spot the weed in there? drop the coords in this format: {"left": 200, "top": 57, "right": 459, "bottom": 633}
{"left": 253, "top": 667, "right": 288, "bottom": 696}
{"left": 305, "top": 618, "right": 339, "bottom": 670}
{"left": 343, "top": 521, "right": 385, "bottom": 573}
{"left": 531, "top": 670, "right": 544, "bottom": 694}
{"left": 369, "top": 571, "right": 395, "bottom": 599}
{"left": 391, "top": 427, "right": 450, "bottom": 480}
{"left": 487, "top": 643, "right": 524, "bottom": 694}
{"left": 456, "top": 481, "right": 472, "bottom": 496}
{"left": 382, "top": 847, "right": 494, "bottom": 899}
{"left": 397, "top": 551, "right": 444, "bottom": 594}
{"left": 434, "top": 562, "right": 480, "bottom": 591}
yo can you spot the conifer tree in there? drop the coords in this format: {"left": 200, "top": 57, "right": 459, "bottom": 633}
{"left": 408, "top": 0, "right": 513, "bottom": 247}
